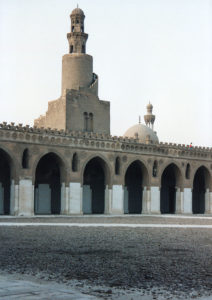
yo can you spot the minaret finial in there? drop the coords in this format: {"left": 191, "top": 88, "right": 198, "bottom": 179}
{"left": 77, "top": 4, "right": 79, "bottom": 8}
{"left": 144, "top": 102, "right": 155, "bottom": 130}
{"left": 139, "top": 116, "right": 141, "bottom": 124}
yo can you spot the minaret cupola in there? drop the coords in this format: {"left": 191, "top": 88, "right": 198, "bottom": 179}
{"left": 144, "top": 102, "right": 156, "bottom": 130}
{"left": 67, "top": 6, "right": 88, "bottom": 54}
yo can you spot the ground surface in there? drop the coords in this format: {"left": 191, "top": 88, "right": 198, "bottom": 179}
{"left": 0, "top": 215, "right": 212, "bottom": 299}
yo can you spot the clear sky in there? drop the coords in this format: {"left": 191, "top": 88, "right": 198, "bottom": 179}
{"left": 0, "top": 0, "right": 211, "bottom": 147}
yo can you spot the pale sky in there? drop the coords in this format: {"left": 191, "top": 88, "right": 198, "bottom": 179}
{"left": 0, "top": 0, "right": 211, "bottom": 147}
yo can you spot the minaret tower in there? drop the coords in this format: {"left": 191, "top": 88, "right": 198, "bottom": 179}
{"left": 34, "top": 7, "right": 110, "bottom": 134}
{"left": 144, "top": 102, "right": 155, "bottom": 130}
{"left": 61, "top": 7, "right": 94, "bottom": 94}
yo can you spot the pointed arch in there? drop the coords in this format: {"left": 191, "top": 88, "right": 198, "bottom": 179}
{"left": 34, "top": 152, "right": 66, "bottom": 215}
{"left": 160, "top": 163, "right": 182, "bottom": 214}
{"left": 82, "top": 156, "right": 111, "bottom": 214}
{"left": 0, "top": 148, "right": 13, "bottom": 215}
{"left": 192, "top": 166, "right": 211, "bottom": 214}
{"left": 124, "top": 159, "right": 149, "bottom": 214}
{"left": 81, "top": 154, "right": 112, "bottom": 187}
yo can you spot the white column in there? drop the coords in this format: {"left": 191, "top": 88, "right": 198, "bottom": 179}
{"left": 183, "top": 188, "right": 192, "bottom": 214}
{"left": 18, "top": 179, "right": 34, "bottom": 216}
{"left": 10, "top": 180, "right": 19, "bottom": 215}
{"left": 10, "top": 181, "right": 14, "bottom": 215}
{"left": 123, "top": 186, "right": 128, "bottom": 214}
{"left": 205, "top": 189, "right": 212, "bottom": 214}
{"left": 176, "top": 188, "right": 183, "bottom": 214}
{"left": 210, "top": 192, "right": 212, "bottom": 214}
{"left": 104, "top": 185, "right": 112, "bottom": 214}
{"left": 111, "top": 185, "right": 123, "bottom": 214}
{"left": 150, "top": 186, "right": 160, "bottom": 214}
{"left": 69, "top": 182, "right": 82, "bottom": 214}
{"left": 14, "top": 184, "right": 19, "bottom": 215}
{"left": 61, "top": 183, "right": 69, "bottom": 214}
{"left": 82, "top": 185, "right": 92, "bottom": 214}
{"left": 142, "top": 187, "right": 151, "bottom": 214}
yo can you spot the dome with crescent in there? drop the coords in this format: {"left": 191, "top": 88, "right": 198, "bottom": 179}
{"left": 123, "top": 102, "right": 159, "bottom": 144}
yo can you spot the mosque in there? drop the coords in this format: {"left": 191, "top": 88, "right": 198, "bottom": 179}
{"left": 0, "top": 7, "right": 211, "bottom": 216}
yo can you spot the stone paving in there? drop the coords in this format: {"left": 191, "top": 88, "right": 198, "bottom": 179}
{"left": 0, "top": 274, "right": 100, "bottom": 300}
{"left": 1, "top": 215, "right": 212, "bottom": 300}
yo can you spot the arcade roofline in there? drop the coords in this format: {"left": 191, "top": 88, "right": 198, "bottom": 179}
{"left": 0, "top": 122, "right": 211, "bottom": 160}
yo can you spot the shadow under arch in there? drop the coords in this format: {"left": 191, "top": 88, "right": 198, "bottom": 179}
{"left": 34, "top": 152, "right": 66, "bottom": 215}
{"left": 124, "top": 159, "right": 149, "bottom": 214}
{"left": 0, "top": 147, "right": 17, "bottom": 215}
{"left": 160, "top": 163, "right": 182, "bottom": 214}
{"left": 80, "top": 154, "right": 112, "bottom": 187}
{"left": 82, "top": 155, "right": 111, "bottom": 214}
{"left": 32, "top": 150, "right": 67, "bottom": 184}
{"left": 192, "top": 166, "right": 211, "bottom": 214}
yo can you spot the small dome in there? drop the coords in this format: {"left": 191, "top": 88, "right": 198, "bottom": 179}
{"left": 147, "top": 102, "right": 153, "bottom": 110}
{"left": 71, "top": 7, "right": 85, "bottom": 16}
{"left": 123, "top": 123, "right": 159, "bottom": 144}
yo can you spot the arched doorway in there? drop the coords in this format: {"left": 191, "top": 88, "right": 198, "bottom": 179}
{"left": 34, "top": 153, "right": 62, "bottom": 214}
{"left": 160, "top": 163, "right": 181, "bottom": 214}
{"left": 192, "top": 166, "right": 210, "bottom": 214}
{"left": 124, "top": 160, "right": 145, "bottom": 214}
{"left": 83, "top": 157, "right": 107, "bottom": 214}
{"left": 0, "top": 149, "right": 11, "bottom": 215}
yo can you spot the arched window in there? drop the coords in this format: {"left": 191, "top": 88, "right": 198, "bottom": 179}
{"left": 89, "top": 113, "right": 93, "bottom": 132}
{"left": 82, "top": 44, "right": 85, "bottom": 53}
{"left": 84, "top": 112, "right": 88, "bottom": 131}
{"left": 72, "top": 153, "right": 78, "bottom": 172}
{"left": 81, "top": 26, "right": 84, "bottom": 33}
{"left": 70, "top": 45, "right": 73, "bottom": 53}
{"left": 84, "top": 112, "right": 93, "bottom": 132}
{"left": 72, "top": 26, "right": 74, "bottom": 32}
{"left": 185, "top": 163, "right": 191, "bottom": 179}
{"left": 22, "top": 149, "right": 29, "bottom": 169}
{"left": 115, "top": 157, "right": 120, "bottom": 175}
{"left": 152, "top": 160, "right": 158, "bottom": 177}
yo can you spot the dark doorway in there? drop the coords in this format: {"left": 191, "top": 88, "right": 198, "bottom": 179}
{"left": 83, "top": 157, "right": 105, "bottom": 214}
{"left": 192, "top": 167, "right": 206, "bottom": 214}
{"left": 125, "top": 161, "right": 142, "bottom": 214}
{"left": 35, "top": 153, "right": 61, "bottom": 214}
{"left": 160, "top": 164, "right": 177, "bottom": 214}
{"left": 0, "top": 149, "right": 11, "bottom": 215}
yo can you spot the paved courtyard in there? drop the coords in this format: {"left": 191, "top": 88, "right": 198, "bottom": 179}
{"left": 0, "top": 215, "right": 212, "bottom": 299}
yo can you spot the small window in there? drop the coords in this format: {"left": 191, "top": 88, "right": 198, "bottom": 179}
{"left": 81, "top": 26, "right": 84, "bottom": 33}
{"left": 115, "top": 157, "right": 120, "bottom": 175}
{"left": 152, "top": 160, "right": 158, "bottom": 177}
{"left": 84, "top": 112, "right": 88, "bottom": 131}
{"left": 89, "top": 113, "right": 93, "bottom": 132}
{"left": 76, "top": 19, "right": 79, "bottom": 24}
{"left": 185, "top": 163, "right": 190, "bottom": 179}
{"left": 72, "top": 26, "right": 74, "bottom": 32}
{"left": 82, "top": 44, "right": 85, "bottom": 53}
{"left": 72, "top": 153, "right": 78, "bottom": 172}
{"left": 70, "top": 45, "right": 73, "bottom": 53}
{"left": 22, "top": 149, "right": 29, "bottom": 169}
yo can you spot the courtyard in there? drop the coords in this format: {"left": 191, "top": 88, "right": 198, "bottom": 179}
{"left": 0, "top": 215, "right": 212, "bottom": 299}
